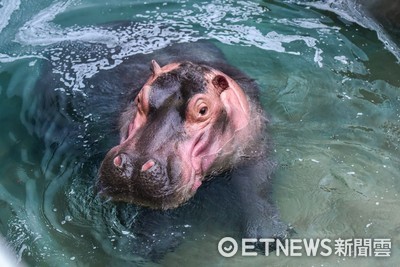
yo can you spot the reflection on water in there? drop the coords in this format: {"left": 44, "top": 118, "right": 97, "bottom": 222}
{"left": 0, "top": 0, "right": 399, "bottom": 266}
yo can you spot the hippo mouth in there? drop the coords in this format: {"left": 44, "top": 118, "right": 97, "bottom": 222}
{"left": 97, "top": 186, "right": 131, "bottom": 202}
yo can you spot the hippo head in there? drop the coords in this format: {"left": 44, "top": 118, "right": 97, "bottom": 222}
{"left": 98, "top": 60, "right": 254, "bottom": 209}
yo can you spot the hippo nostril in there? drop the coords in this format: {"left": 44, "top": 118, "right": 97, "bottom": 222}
{"left": 141, "top": 159, "right": 156, "bottom": 172}
{"left": 113, "top": 154, "right": 129, "bottom": 169}
{"left": 113, "top": 155, "right": 122, "bottom": 167}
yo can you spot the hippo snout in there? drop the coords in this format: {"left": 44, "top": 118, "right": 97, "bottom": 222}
{"left": 98, "top": 148, "right": 173, "bottom": 196}
{"left": 109, "top": 153, "right": 167, "bottom": 182}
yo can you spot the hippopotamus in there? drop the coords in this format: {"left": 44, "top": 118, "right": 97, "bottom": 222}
{"left": 32, "top": 37, "right": 288, "bottom": 259}
{"left": 96, "top": 41, "right": 288, "bottom": 248}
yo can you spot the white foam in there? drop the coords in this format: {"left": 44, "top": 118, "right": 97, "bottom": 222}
{"left": 0, "top": 53, "right": 46, "bottom": 63}
{"left": 10, "top": 0, "right": 335, "bottom": 94}
{"left": 334, "top": 55, "right": 349, "bottom": 64}
{"left": 192, "top": 2, "right": 325, "bottom": 64}
{"left": 0, "top": 0, "right": 21, "bottom": 33}
{"left": 276, "top": 18, "right": 340, "bottom": 30}
{"left": 15, "top": 0, "right": 119, "bottom": 47}
{"left": 314, "top": 47, "right": 323, "bottom": 67}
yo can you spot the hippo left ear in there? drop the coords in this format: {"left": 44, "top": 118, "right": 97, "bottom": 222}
{"left": 151, "top": 60, "right": 162, "bottom": 76}
{"left": 212, "top": 75, "right": 229, "bottom": 94}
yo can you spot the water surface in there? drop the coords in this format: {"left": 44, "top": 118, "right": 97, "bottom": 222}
{"left": 0, "top": 0, "right": 399, "bottom": 266}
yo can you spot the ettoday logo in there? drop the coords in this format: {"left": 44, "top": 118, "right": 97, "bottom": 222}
{"left": 218, "top": 237, "right": 392, "bottom": 257}
{"left": 218, "top": 237, "right": 239, "bottom": 257}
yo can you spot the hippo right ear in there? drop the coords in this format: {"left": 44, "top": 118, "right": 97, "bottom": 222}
{"left": 212, "top": 75, "right": 229, "bottom": 94}
{"left": 213, "top": 73, "right": 250, "bottom": 130}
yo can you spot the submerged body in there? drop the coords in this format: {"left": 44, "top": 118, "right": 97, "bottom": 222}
{"left": 96, "top": 41, "right": 288, "bottom": 250}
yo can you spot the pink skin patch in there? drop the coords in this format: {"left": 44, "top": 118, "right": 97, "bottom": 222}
{"left": 141, "top": 159, "right": 155, "bottom": 172}
{"left": 191, "top": 179, "right": 202, "bottom": 191}
{"left": 113, "top": 155, "right": 122, "bottom": 167}
{"left": 180, "top": 71, "right": 251, "bottom": 195}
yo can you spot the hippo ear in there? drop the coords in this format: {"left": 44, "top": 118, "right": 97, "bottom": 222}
{"left": 151, "top": 60, "right": 162, "bottom": 76}
{"left": 212, "top": 75, "right": 229, "bottom": 94}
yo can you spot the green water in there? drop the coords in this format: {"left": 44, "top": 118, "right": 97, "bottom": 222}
{"left": 1, "top": 0, "right": 399, "bottom": 266}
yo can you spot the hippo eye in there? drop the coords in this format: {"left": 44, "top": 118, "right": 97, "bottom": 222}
{"left": 199, "top": 106, "right": 208, "bottom": 116}
{"left": 188, "top": 97, "right": 211, "bottom": 123}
